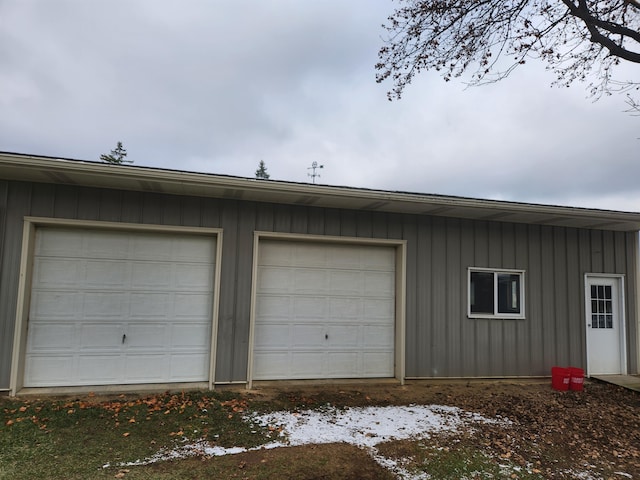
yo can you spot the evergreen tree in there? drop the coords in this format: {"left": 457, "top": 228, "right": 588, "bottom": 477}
{"left": 255, "top": 160, "right": 270, "bottom": 179}
{"left": 100, "top": 141, "right": 130, "bottom": 164}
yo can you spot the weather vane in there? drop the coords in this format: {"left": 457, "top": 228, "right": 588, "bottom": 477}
{"left": 307, "top": 161, "right": 324, "bottom": 184}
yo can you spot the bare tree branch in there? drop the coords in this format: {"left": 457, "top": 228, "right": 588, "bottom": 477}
{"left": 377, "top": 0, "right": 640, "bottom": 101}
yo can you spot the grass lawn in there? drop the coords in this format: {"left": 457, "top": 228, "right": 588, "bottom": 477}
{"left": 1, "top": 382, "right": 639, "bottom": 479}
{"left": 0, "top": 390, "right": 275, "bottom": 479}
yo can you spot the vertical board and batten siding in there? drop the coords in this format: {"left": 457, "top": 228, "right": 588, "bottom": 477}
{"left": 0, "top": 180, "right": 638, "bottom": 391}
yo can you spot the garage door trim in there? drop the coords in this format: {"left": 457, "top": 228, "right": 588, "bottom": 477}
{"left": 10, "top": 217, "right": 223, "bottom": 395}
{"left": 247, "top": 231, "right": 406, "bottom": 388}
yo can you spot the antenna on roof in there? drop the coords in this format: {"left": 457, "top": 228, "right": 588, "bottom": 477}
{"left": 307, "top": 161, "right": 324, "bottom": 184}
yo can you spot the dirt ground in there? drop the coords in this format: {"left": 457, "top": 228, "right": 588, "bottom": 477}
{"left": 235, "top": 378, "right": 640, "bottom": 479}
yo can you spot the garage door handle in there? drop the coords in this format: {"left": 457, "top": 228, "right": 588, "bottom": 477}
{"left": 122, "top": 334, "right": 126, "bottom": 344}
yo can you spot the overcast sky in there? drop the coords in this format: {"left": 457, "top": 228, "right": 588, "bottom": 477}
{"left": 1, "top": 1, "right": 639, "bottom": 212}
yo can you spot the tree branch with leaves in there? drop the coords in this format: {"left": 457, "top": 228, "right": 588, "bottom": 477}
{"left": 376, "top": 0, "right": 640, "bottom": 100}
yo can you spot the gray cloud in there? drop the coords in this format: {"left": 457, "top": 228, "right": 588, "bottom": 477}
{"left": 0, "top": 0, "right": 638, "bottom": 211}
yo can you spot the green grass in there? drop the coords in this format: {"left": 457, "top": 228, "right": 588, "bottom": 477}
{"left": 0, "top": 391, "right": 273, "bottom": 480}
{"left": 376, "top": 438, "right": 548, "bottom": 480}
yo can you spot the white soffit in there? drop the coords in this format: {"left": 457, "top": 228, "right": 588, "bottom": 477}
{"left": 2, "top": 152, "right": 640, "bottom": 232}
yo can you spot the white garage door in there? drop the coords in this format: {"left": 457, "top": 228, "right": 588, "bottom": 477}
{"left": 24, "top": 228, "right": 216, "bottom": 387}
{"left": 253, "top": 240, "right": 396, "bottom": 380}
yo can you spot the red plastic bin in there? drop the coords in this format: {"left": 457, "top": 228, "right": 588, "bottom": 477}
{"left": 569, "top": 367, "right": 584, "bottom": 391}
{"left": 551, "top": 366, "right": 570, "bottom": 391}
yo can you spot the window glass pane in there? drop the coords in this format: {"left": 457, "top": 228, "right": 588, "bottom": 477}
{"left": 497, "top": 273, "right": 520, "bottom": 314}
{"left": 606, "top": 315, "right": 613, "bottom": 329}
{"left": 591, "top": 285, "right": 597, "bottom": 298}
{"left": 604, "top": 285, "right": 612, "bottom": 299}
{"left": 591, "top": 314, "right": 598, "bottom": 328}
{"left": 470, "top": 272, "right": 494, "bottom": 314}
{"left": 591, "top": 300, "right": 598, "bottom": 314}
{"left": 598, "top": 285, "right": 604, "bottom": 298}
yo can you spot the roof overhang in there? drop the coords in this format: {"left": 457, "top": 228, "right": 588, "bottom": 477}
{"left": 2, "top": 152, "right": 640, "bottom": 232}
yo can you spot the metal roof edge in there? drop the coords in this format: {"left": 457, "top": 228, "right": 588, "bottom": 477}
{"left": 2, "top": 152, "right": 640, "bottom": 230}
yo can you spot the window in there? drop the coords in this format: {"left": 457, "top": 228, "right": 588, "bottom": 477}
{"left": 468, "top": 268, "right": 525, "bottom": 319}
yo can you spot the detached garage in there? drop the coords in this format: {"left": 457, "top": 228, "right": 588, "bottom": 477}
{"left": 1, "top": 153, "right": 640, "bottom": 396}
{"left": 249, "top": 236, "right": 405, "bottom": 384}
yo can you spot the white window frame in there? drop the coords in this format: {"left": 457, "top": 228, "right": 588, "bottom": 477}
{"left": 467, "top": 267, "right": 526, "bottom": 319}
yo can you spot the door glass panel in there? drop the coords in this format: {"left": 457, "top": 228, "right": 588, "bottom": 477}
{"left": 590, "top": 284, "right": 614, "bottom": 329}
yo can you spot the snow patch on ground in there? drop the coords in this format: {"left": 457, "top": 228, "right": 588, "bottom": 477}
{"left": 102, "top": 403, "right": 635, "bottom": 479}
{"left": 104, "top": 403, "right": 501, "bottom": 478}
{"left": 248, "top": 404, "right": 493, "bottom": 448}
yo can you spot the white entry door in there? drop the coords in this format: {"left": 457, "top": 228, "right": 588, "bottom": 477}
{"left": 585, "top": 275, "right": 626, "bottom": 375}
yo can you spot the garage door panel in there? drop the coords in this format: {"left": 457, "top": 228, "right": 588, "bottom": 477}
{"left": 254, "top": 240, "right": 395, "bottom": 380}
{"left": 253, "top": 352, "right": 289, "bottom": 378}
{"left": 30, "top": 291, "right": 79, "bottom": 317}
{"left": 292, "top": 297, "right": 326, "bottom": 317}
{"left": 256, "top": 295, "right": 291, "bottom": 317}
{"left": 131, "top": 262, "right": 173, "bottom": 289}
{"left": 260, "top": 242, "right": 293, "bottom": 266}
{"left": 169, "top": 354, "right": 209, "bottom": 381}
{"left": 25, "top": 228, "right": 216, "bottom": 388}
{"left": 363, "top": 272, "right": 395, "bottom": 296}
{"left": 172, "top": 237, "right": 214, "bottom": 262}
{"left": 80, "top": 324, "right": 123, "bottom": 348}
{"left": 291, "top": 324, "right": 325, "bottom": 346}
{"left": 124, "top": 355, "right": 167, "bottom": 382}
{"left": 84, "top": 260, "right": 128, "bottom": 286}
{"left": 85, "top": 232, "right": 130, "bottom": 258}
{"left": 364, "top": 325, "right": 395, "bottom": 346}
{"left": 28, "top": 323, "right": 76, "bottom": 350}
{"left": 83, "top": 292, "right": 128, "bottom": 317}
{"left": 326, "top": 325, "right": 359, "bottom": 347}
{"left": 36, "top": 229, "right": 83, "bottom": 256}
{"left": 126, "top": 324, "right": 167, "bottom": 348}
{"left": 132, "top": 236, "right": 173, "bottom": 261}
{"left": 34, "top": 258, "right": 80, "bottom": 286}
{"left": 173, "top": 293, "right": 213, "bottom": 318}
{"left": 291, "top": 352, "right": 324, "bottom": 376}
{"left": 329, "top": 271, "right": 363, "bottom": 295}
{"left": 326, "top": 246, "right": 362, "bottom": 269}
{"left": 329, "top": 298, "right": 362, "bottom": 318}
{"left": 258, "top": 267, "right": 292, "bottom": 293}
{"left": 254, "top": 324, "right": 290, "bottom": 348}
{"left": 128, "top": 293, "right": 169, "bottom": 317}
{"left": 327, "top": 352, "right": 359, "bottom": 376}
{"left": 294, "top": 244, "right": 326, "bottom": 267}
{"left": 294, "top": 269, "right": 327, "bottom": 293}
{"left": 174, "top": 264, "right": 215, "bottom": 289}
{"left": 362, "top": 352, "right": 394, "bottom": 376}
{"left": 170, "top": 324, "right": 211, "bottom": 348}
{"left": 364, "top": 299, "right": 395, "bottom": 319}
{"left": 26, "top": 356, "right": 75, "bottom": 385}
{"left": 78, "top": 355, "right": 124, "bottom": 383}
